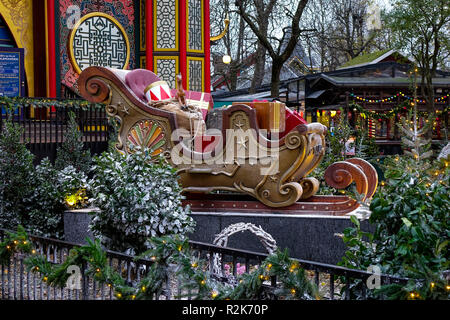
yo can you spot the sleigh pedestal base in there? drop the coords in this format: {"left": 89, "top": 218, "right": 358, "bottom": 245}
{"left": 188, "top": 208, "right": 374, "bottom": 265}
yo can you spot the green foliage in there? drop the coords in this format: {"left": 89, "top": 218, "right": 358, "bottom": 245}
{"left": 23, "top": 159, "right": 65, "bottom": 238}
{"left": 353, "top": 116, "right": 379, "bottom": 159}
{"left": 339, "top": 155, "right": 450, "bottom": 299}
{"left": 55, "top": 111, "right": 91, "bottom": 174}
{"left": 2, "top": 227, "right": 318, "bottom": 301}
{"left": 398, "top": 109, "right": 433, "bottom": 161}
{"left": 22, "top": 160, "right": 89, "bottom": 238}
{"left": 57, "top": 165, "right": 90, "bottom": 209}
{"left": 323, "top": 108, "right": 353, "bottom": 167}
{"left": 106, "top": 117, "right": 120, "bottom": 153}
{"left": 0, "top": 111, "right": 88, "bottom": 238}
{"left": 387, "top": 0, "right": 450, "bottom": 70}
{"left": 0, "top": 225, "right": 32, "bottom": 265}
{"left": 0, "top": 96, "right": 104, "bottom": 110}
{"left": 89, "top": 148, "right": 195, "bottom": 255}
{"left": 0, "top": 119, "right": 35, "bottom": 229}
{"left": 311, "top": 108, "right": 378, "bottom": 196}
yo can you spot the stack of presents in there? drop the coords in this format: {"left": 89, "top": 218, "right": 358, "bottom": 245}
{"left": 122, "top": 68, "right": 308, "bottom": 151}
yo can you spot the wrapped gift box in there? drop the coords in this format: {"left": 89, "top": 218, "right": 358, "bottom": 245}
{"left": 170, "top": 89, "right": 213, "bottom": 120}
{"left": 232, "top": 101, "right": 286, "bottom": 133}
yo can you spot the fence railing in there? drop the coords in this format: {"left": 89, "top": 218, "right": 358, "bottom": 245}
{"left": 0, "top": 98, "right": 110, "bottom": 164}
{"left": 0, "top": 229, "right": 409, "bottom": 300}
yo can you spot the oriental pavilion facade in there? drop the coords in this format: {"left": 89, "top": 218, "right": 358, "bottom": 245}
{"left": 0, "top": 0, "right": 211, "bottom": 99}
{"left": 283, "top": 51, "right": 450, "bottom": 154}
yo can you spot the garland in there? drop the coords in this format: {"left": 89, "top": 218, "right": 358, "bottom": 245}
{"left": 349, "top": 92, "right": 449, "bottom": 104}
{"left": 0, "top": 227, "right": 319, "bottom": 300}
{"left": 348, "top": 102, "right": 444, "bottom": 121}
{"left": 0, "top": 226, "right": 33, "bottom": 265}
{"left": 0, "top": 96, "right": 104, "bottom": 110}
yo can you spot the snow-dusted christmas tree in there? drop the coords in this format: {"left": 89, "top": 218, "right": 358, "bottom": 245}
{"left": 398, "top": 67, "right": 433, "bottom": 162}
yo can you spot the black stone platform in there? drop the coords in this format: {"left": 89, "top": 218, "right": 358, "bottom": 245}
{"left": 63, "top": 208, "right": 98, "bottom": 244}
{"left": 62, "top": 207, "right": 373, "bottom": 265}
{"left": 189, "top": 211, "right": 374, "bottom": 265}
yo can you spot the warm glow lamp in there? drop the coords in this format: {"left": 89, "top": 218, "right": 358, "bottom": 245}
{"left": 222, "top": 54, "right": 231, "bottom": 64}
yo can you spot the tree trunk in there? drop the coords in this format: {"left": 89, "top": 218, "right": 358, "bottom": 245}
{"left": 270, "top": 59, "right": 282, "bottom": 98}
{"left": 250, "top": 45, "right": 266, "bottom": 93}
{"left": 229, "top": 63, "right": 238, "bottom": 91}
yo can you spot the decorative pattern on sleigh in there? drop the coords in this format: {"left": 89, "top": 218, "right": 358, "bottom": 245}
{"left": 78, "top": 66, "right": 378, "bottom": 213}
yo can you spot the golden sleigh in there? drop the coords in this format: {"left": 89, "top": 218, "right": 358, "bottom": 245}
{"left": 78, "top": 66, "right": 378, "bottom": 214}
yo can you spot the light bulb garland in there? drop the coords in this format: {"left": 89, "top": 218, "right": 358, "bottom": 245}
{"left": 348, "top": 102, "right": 447, "bottom": 123}
{"left": 349, "top": 92, "right": 448, "bottom": 104}
{"left": 0, "top": 229, "right": 321, "bottom": 301}
{"left": 1, "top": 223, "right": 449, "bottom": 300}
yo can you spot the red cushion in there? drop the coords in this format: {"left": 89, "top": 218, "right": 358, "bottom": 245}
{"left": 125, "top": 69, "right": 161, "bottom": 102}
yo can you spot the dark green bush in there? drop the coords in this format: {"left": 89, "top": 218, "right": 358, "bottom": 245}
{"left": 339, "top": 156, "right": 449, "bottom": 299}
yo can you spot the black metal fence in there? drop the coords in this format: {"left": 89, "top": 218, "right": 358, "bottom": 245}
{"left": 0, "top": 228, "right": 409, "bottom": 300}
{"left": 0, "top": 98, "right": 110, "bottom": 165}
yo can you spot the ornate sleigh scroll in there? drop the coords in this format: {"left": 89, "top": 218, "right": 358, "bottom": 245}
{"left": 324, "top": 158, "right": 378, "bottom": 202}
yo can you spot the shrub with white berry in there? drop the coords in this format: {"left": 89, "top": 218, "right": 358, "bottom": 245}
{"left": 89, "top": 147, "right": 195, "bottom": 254}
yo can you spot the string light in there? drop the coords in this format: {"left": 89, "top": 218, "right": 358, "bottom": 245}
{"left": 211, "top": 291, "right": 218, "bottom": 298}
{"left": 349, "top": 92, "right": 447, "bottom": 104}
{"left": 290, "top": 288, "right": 296, "bottom": 295}
{"left": 289, "top": 263, "right": 298, "bottom": 273}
